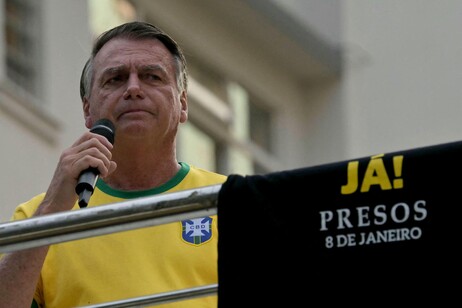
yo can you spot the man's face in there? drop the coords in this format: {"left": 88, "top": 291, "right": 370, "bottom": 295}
{"left": 84, "top": 37, "right": 187, "bottom": 145}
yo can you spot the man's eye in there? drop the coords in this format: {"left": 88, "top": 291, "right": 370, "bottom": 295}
{"left": 146, "top": 74, "right": 161, "bottom": 81}
{"left": 108, "top": 76, "right": 123, "bottom": 83}
{"left": 103, "top": 76, "right": 124, "bottom": 86}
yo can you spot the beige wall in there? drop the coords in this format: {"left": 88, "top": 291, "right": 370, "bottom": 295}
{"left": 343, "top": 0, "right": 462, "bottom": 159}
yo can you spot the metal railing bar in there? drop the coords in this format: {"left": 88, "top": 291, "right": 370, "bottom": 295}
{"left": 0, "top": 184, "right": 221, "bottom": 253}
{"left": 79, "top": 284, "right": 218, "bottom": 308}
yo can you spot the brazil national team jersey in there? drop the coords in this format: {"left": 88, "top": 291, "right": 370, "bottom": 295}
{"left": 8, "top": 162, "right": 226, "bottom": 308}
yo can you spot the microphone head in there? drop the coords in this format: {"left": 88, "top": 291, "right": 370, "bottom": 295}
{"left": 90, "top": 118, "right": 115, "bottom": 144}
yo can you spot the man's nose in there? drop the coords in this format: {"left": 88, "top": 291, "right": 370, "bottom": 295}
{"left": 123, "top": 74, "right": 145, "bottom": 99}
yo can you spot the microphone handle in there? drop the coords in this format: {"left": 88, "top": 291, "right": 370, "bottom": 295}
{"left": 76, "top": 167, "right": 99, "bottom": 208}
{"left": 75, "top": 118, "right": 115, "bottom": 208}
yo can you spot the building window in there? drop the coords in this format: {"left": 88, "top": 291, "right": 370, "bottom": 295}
{"left": 249, "top": 98, "right": 272, "bottom": 152}
{"left": 178, "top": 59, "right": 277, "bottom": 175}
{"left": 227, "top": 82, "right": 274, "bottom": 175}
{"left": 177, "top": 121, "right": 219, "bottom": 172}
{"left": 3, "top": 0, "right": 42, "bottom": 99}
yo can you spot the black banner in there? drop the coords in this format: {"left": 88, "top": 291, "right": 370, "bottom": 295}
{"left": 217, "top": 140, "right": 461, "bottom": 306}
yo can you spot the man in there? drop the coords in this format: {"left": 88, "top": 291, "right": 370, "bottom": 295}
{"left": 0, "top": 21, "right": 226, "bottom": 307}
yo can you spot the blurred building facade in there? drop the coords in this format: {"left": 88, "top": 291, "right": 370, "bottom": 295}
{"left": 2, "top": 0, "right": 462, "bottom": 221}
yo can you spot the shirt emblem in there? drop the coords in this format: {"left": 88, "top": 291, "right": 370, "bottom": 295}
{"left": 181, "top": 217, "right": 213, "bottom": 245}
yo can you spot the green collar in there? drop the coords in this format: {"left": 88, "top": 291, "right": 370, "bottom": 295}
{"left": 96, "top": 162, "right": 190, "bottom": 199}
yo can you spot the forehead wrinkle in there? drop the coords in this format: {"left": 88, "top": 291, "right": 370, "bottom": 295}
{"left": 95, "top": 38, "right": 175, "bottom": 76}
{"left": 101, "top": 63, "right": 166, "bottom": 75}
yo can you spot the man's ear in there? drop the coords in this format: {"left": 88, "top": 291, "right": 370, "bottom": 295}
{"left": 82, "top": 98, "right": 92, "bottom": 129}
{"left": 180, "top": 90, "right": 188, "bottom": 123}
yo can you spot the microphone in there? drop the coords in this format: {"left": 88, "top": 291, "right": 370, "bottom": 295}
{"left": 75, "top": 118, "right": 115, "bottom": 208}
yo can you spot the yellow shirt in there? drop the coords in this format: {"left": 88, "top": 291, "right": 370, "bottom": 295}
{"left": 10, "top": 163, "right": 226, "bottom": 308}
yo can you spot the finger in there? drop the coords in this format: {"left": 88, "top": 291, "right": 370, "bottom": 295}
{"left": 72, "top": 147, "right": 113, "bottom": 178}
{"left": 70, "top": 131, "right": 114, "bottom": 153}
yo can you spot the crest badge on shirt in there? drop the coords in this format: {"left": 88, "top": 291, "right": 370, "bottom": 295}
{"left": 181, "top": 217, "right": 213, "bottom": 245}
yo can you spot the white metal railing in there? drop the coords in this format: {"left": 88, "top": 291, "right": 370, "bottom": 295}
{"left": 80, "top": 284, "right": 218, "bottom": 308}
{"left": 0, "top": 184, "right": 222, "bottom": 307}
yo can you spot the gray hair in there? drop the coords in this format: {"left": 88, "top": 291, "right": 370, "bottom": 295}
{"left": 80, "top": 21, "right": 188, "bottom": 101}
